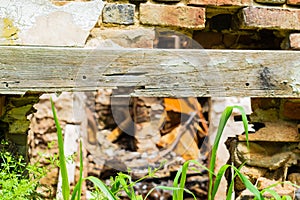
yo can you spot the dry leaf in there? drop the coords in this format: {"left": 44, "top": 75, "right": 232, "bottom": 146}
{"left": 157, "top": 123, "right": 199, "bottom": 160}
{"left": 107, "top": 127, "right": 122, "bottom": 142}
{"left": 164, "top": 97, "right": 197, "bottom": 115}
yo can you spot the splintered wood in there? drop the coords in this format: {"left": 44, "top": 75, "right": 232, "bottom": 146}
{"left": 156, "top": 98, "right": 208, "bottom": 161}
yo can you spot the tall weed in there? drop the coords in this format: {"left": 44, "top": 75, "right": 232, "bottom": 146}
{"left": 51, "top": 99, "right": 298, "bottom": 200}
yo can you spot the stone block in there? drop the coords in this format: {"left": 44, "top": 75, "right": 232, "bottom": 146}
{"left": 88, "top": 28, "right": 155, "bottom": 48}
{"left": 189, "top": 0, "right": 251, "bottom": 6}
{"left": 239, "top": 177, "right": 296, "bottom": 198}
{"left": 289, "top": 33, "right": 300, "bottom": 49}
{"left": 102, "top": 3, "right": 135, "bottom": 25}
{"left": 280, "top": 99, "right": 300, "bottom": 120}
{"left": 238, "top": 121, "right": 300, "bottom": 142}
{"left": 251, "top": 98, "right": 281, "bottom": 111}
{"left": 239, "top": 7, "right": 300, "bottom": 30}
{"left": 140, "top": 3, "right": 205, "bottom": 29}
{"left": 250, "top": 108, "right": 279, "bottom": 122}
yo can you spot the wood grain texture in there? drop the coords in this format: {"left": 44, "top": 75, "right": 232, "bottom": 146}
{"left": 0, "top": 46, "right": 299, "bottom": 97}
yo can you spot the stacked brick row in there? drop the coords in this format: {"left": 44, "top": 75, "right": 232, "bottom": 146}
{"left": 81, "top": 0, "right": 300, "bottom": 49}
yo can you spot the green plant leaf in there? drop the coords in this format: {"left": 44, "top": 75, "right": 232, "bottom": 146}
{"left": 177, "top": 161, "right": 189, "bottom": 199}
{"left": 231, "top": 165, "right": 263, "bottom": 200}
{"left": 226, "top": 163, "right": 245, "bottom": 200}
{"left": 212, "top": 164, "right": 231, "bottom": 199}
{"left": 282, "top": 195, "right": 293, "bottom": 200}
{"left": 71, "top": 182, "right": 81, "bottom": 200}
{"left": 208, "top": 106, "right": 233, "bottom": 200}
{"left": 261, "top": 188, "right": 281, "bottom": 200}
{"left": 145, "top": 186, "right": 197, "bottom": 200}
{"left": 71, "top": 139, "right": 84, "bottom": 200}
{"left": 51, "top": 98, "right": 70, "bottom": 200}
{"left": 232, "top": 106, "right": 249, "bottom": 148}
{"left": 208, "top": 106, "right": 249, "bottom": 200}
{"left": 86, "top": 176, "right": 117, "bottom": 200}
{"left": 173, "top": 164, "right": 183, "bottom": 200}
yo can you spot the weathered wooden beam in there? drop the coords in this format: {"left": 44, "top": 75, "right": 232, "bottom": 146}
{"left": 0, "top": 46, "right": 299, "bottom": 97}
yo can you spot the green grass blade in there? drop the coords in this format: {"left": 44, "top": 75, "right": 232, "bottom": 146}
{"left": 232, "top": 106, "right": 249, "bottom": 148}
{"left": 231, "top": 166, "right": 263, "bottom": 200}
{"left": 118, "top": 174, "right": 132, "bottom": 198}
{"left": 226, "top": 163, "right": 244, "bottom": 200}
{"left": 71, "top": 182, "right": 81, "bottom": 200}
{"left": 145, "top": 186, "right": 197, "bottom": 200}
{"left": 282, "top": 195, "right": 293, "bottom": 200}
{"left": 71, "top": 139, "right": 84, "bottom": 200}
{"left": 187, "top": 160, "right": 214, "bottom": 175}
{"left": 226, "top": 176, "right": 234, "bottom": 200}
{"left": 261, "top": 188, "right": 281, "bottom": 200}
{"left": 171, "top": 160, "right": 204, "bottom": 200}
{"left": 71, "top": 140, "right": 84, "bottom": 200}
{"left": 260, "top": 181, "right": 298, "bottom": 200}
{"left": 77, "top": 139, "right": 84, "bottom": 199}
{"left": 51, "top": 98, "right": 70, "bottom": 200}
{"left": 208, "top": 106, "right": 233, "bottom": 200}
{"left": 212, "top": 164, "right": 231, "bottom": 199}
{"left": 177, "top": 161, "right": 190, "bottom": 199}
{"left": 86, "top": 176, "right": 117, "bottom": 200}
{"left": 172, "top": 166, "right": 182, "bottom": 200}
{"left": 110, "top": 178, "right": 121, "bottom": 194}
{"left": 208, "top": 106, "right": 249, "bottom": 200}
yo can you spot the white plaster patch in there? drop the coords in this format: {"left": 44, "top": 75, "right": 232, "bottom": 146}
{"left": 0, "top": 0, "right": 103, "bottom": 46}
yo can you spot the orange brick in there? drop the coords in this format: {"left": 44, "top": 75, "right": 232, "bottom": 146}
{"left": 255, "top": 0, "right": 285, "bottom": 4}
{"left": 289, "top": 33, "right": 300, "bottom": 49}
{"left": 140, "top": 4, "right": 205, "bottom": 29}
{"left": 287, "top": 0, "right": 300, "bottom": 5}
{"left": 189, "top": 0, "right": 251, "bottom": 6}
{"left": 239, "top": 7, "right": 300, "bottom": 30}
{"left": 280, "top": 99, "right": 300, "bottom": 120}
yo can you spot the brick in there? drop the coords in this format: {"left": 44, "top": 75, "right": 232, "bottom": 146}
{"left": 255, "top": 0, "right": 285, "bottom": 4}
{"left": 287, "top": 0, "right": 300, "bottom": 5}
{"left": 289, "top": 33, "right": 300, "bottom": 49}
{"left": 280, "top": 99, "right": 300, "bottom": 120}
{"left": 188, "top": 0, "right": 251, "bottom": 6}
{"left": 239, "top": 7, "right": 300, "bottom": 30}
{"left": 102, "top": 3, "right": 135, "bottom": 25}
{"left": 88, "top": 28, "right": 155, "bottom": 48}
{"left": 140, "top": 4, "right": 205, "bottom": 29}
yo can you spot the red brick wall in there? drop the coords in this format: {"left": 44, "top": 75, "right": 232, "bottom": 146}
{"left": 68, "top": 0, "right": 300, "bottom": 50}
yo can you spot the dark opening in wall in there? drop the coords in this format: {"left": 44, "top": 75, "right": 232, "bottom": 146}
{"left": 210, "top": 14, "right": 232, "bottom": 32}
{"left": 193, "top": 29, "right": 285, "bottom": 49}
